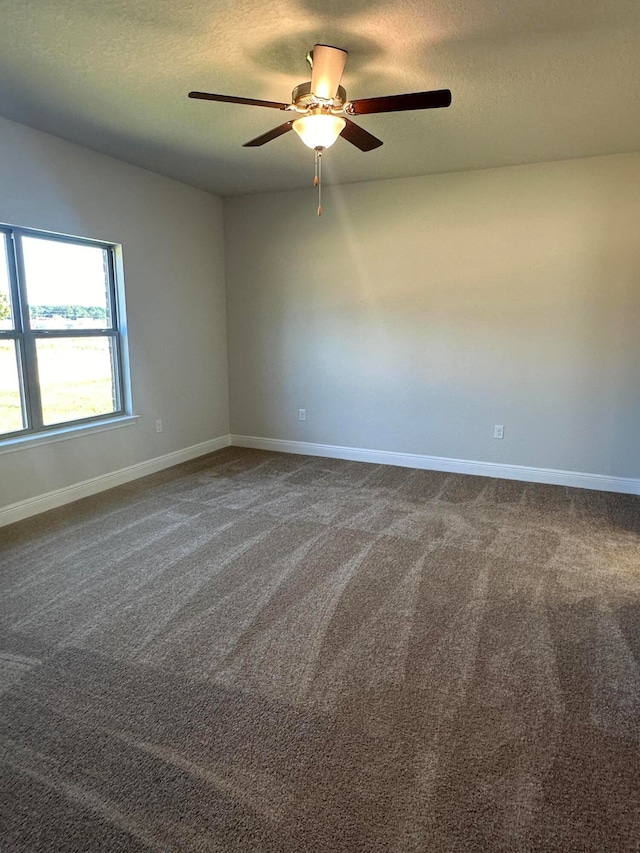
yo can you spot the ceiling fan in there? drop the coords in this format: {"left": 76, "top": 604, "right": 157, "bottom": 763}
{"left": 189, "top": 45, "right": 452, "bottom": 214}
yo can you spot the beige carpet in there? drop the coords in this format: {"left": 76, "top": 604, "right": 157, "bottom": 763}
{"left": 1, "top": 447, "right": 640, "bottom": 851}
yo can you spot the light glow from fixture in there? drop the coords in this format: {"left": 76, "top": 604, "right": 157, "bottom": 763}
{"left": 293, "top": 113, "right": 346, "bottom": 149}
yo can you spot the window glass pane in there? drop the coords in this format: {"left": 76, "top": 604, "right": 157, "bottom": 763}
{"left": 0, "top": 340, "right": 25, "bottom": 434}
{"left": 22, "top": 236, "right": 112, "bottom": 330}
{"left": 36, "top": 337, "right": 118, "bottom": 426}
{"left": 0, "top": 235, "right": 14, "bottom": 330}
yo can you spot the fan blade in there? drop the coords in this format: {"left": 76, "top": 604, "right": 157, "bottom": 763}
{"left": 243, "top": 121, "right": 294, "bottom": 147}
{"left": 345, "top": 89, "right": 452, "bottom": 116}
{"left": 340, "top": 119, "right": 383, "bottom": 152}
{"left": 310, "top": 44, "right": 348, "bottom": 101}
{"left": 189, "top": 91, "right": 290, "bottom": 110}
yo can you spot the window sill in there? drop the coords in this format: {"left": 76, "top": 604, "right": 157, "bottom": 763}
{"left": 0, "top": 414, "right": 139, "bottom": 456}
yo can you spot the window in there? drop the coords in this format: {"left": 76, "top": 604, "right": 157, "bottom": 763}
{"left": 0, "top": 226, "right": 127, "bottom": 440}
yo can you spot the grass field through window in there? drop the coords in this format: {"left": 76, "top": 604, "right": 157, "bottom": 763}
{"left": 0, "top": 341, "right": 22, "bottom": 433}
{"left": 0, "top": 338, "right": 116, "bottom": 435}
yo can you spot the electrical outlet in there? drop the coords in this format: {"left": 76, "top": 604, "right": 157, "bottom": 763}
{"left": 156, "top": 419, "right": 163, "bottom": 433}
{"left": 493, "top": 424, "right": 504, "bottom": 440}
{"left": 298, "top": 409, "right": 306, "bottom": 422}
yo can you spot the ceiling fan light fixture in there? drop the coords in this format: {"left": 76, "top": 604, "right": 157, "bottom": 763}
{"left": 189, "top": 44, "right": 452, "bottom": 214}
{"left": 292, "top": 113, "right": 346, "bottom": 149}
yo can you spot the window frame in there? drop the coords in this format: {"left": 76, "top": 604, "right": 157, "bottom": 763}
{"left": 0, "top": 225, "right": 127, "bottom": 442}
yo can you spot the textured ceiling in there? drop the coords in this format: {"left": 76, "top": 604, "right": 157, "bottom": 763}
{"left": 1, "top": 0, "right": 640, "bottom": 196}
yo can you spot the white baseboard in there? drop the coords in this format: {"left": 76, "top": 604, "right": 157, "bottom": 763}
{"left": 0, "top": 435, "right": 232, "bottom": 528}
{"left": 231, "top": 435, "right": 640, "bottom": 496}
{"left": 3, "top": 432, "right": 637, "bottom": 528}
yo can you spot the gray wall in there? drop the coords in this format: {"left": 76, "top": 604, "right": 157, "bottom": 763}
{"left": 0, "top": 117, "right": 229, "bottom": 507}
{"left": 225, "top": 152, "right": 640, "bottom": 479}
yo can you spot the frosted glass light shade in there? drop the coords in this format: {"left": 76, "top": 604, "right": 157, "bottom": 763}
{"left": 292, "top": 114, "right": 346, "bottom": 149}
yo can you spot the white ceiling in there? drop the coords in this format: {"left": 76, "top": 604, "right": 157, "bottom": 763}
{"left": 1, "top": 0, "right": 640, "bottom": 196}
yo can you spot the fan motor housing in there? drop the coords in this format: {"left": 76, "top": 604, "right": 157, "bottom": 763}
{"left": 292, "top": 82, "right": 346, "bottom": 110}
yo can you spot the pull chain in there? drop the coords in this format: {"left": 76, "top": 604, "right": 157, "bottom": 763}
{"left": 314, "top": 146, "right": 323, "bottom": 216}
